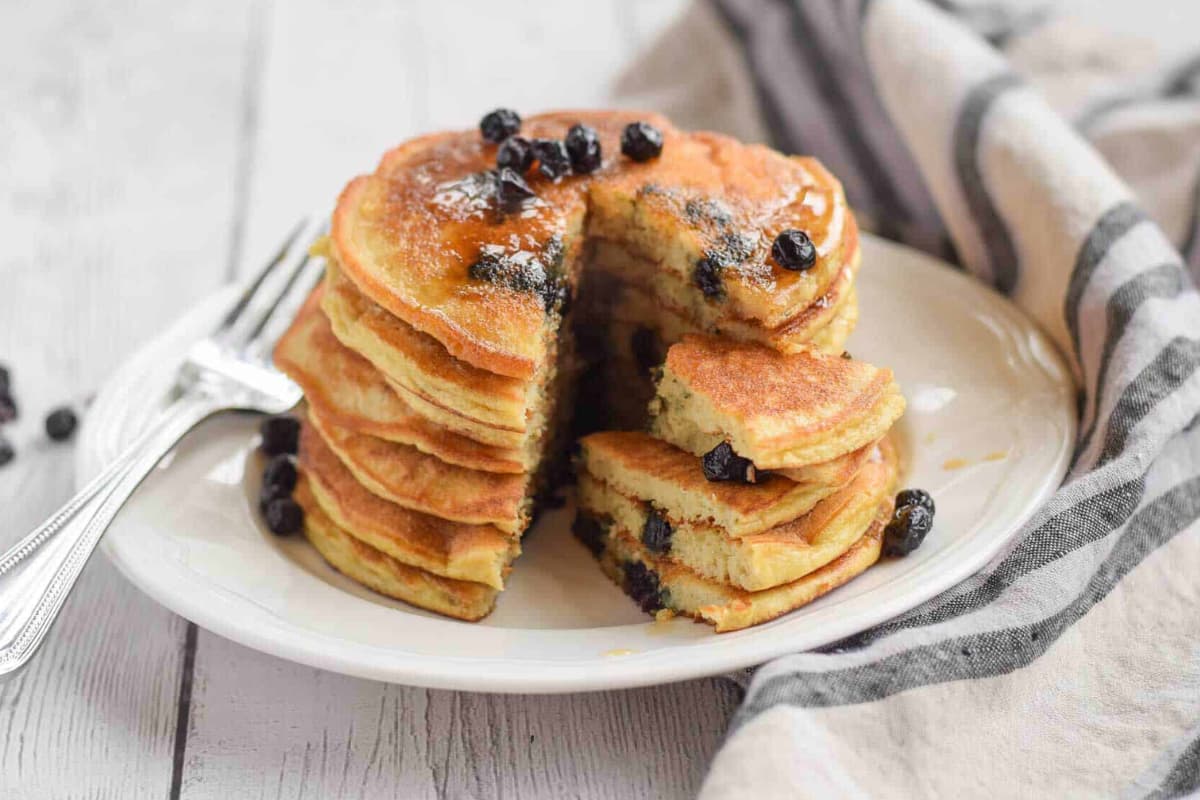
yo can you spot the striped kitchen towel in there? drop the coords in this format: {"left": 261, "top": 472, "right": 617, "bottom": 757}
{"left": 616, "top": 1, "right": 1200, "bottom": 796}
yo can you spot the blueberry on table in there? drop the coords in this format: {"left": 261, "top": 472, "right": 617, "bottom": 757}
{"left": 480, "top": 108, "right": 521, "bottom": 143}
{"left": 0, "top": 364, "right": 9, "bottom": 394}
{"left": 532, "top": 139, "right": 571, "bottom": 180}
{"left": 771, "top": 229, "right": 817, "bottom": 271}
{"left": 895, "top": 487, "right": 935, "bottom": 516}
{"left": 262, "top": 453, "right": 298, "bottom": 494}
{"left": 496, "top": 167, "right": 536, "bottom": 209}
{"left": 496, "top": 136, "right": 534, "bottom": 173}
{"left": 0, "top": 435, "right": 13, "bottom": 467}
{"left": 701, "top": 441, "right": 758, "bottom": 483}
{"left": 45, "top": 406, "right": 78, "bottom": 442}
{"left": 259, "top": 414, "right": 299, "bottom": 456}
{"left": 565, "top": 124, "right": 602, "bottom": 173}
{"left": 883, "top": 503, "right": 933, "bottom": 557}
{"left": 620, "top": 121, "right": 664, "bottom": 162}
{"left": 263, "top": 497, "right": 304, "bottom": 536}
{"left": 0, "top": 393, "right": 17, "bottom": 424}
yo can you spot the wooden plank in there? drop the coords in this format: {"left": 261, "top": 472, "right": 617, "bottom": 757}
{"left": 0, "top": 0, "right": 263, "bottom": 796}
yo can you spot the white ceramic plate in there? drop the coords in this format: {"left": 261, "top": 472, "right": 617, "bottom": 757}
{"left": 78, "top": 234, "right": 1075, "bottom": 693}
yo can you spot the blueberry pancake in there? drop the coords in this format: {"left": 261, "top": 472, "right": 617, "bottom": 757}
{"left": 648, "top": 334, "right": 906, "bottom": 471}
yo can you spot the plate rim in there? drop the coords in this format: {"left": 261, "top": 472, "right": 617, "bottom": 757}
{"left": 79, "top": 234, "right": 1077, "bottom": 693}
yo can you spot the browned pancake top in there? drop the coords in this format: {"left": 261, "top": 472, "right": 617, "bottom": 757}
{"left": 333, "top": 110, "right": 854, "bottom": 379}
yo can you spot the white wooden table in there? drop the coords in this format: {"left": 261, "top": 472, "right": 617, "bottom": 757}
{"left": 0, "top": 2, "right": 744, "bottom": 797}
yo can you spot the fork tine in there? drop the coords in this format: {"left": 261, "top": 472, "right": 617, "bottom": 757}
{"left": 235, "top": 221, "right": 329, "bottom": 350}
{"left": 216, "top": 217, "right": 312, "bottom": 334}
{"left": 245, "top": 253, "right": 327, "bottom": 361}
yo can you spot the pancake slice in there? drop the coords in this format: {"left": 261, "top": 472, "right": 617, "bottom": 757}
{"left": 299, "top": 420, "right": 519, "bottom": 589}
{"left": 649, "top": 335, "right": 905, "bottom": 469}
{"left": 576, "top": 438, "right": 896, "bottom": 591}
{"left": 296, "top": 477, "right": 499, "bottom": 621}
{"left": 308, "top": 408, "right": 531, "bottom": 534}
{"left": 578, "top": 507, "right": 888, "bottom": 633}
{"left": 578, "top": 431, "right": 855, "bottom": 537}
{"left": 275, "top": 288, "right": 527, "bottom": 473}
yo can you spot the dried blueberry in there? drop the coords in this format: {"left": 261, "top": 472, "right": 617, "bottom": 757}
{"left": 263, "top": 454, "right": 298, "bottom": 494}
{"left": 45, "top": 406, "right": 78, "bottom": 442}
{"left": 621, "top": 121, "right": 663, "bottom": 162}
{"left": 565, "top": 124, "right": 602, "bottom": 173}
{"left": 259, "top": 415, "right": 299, "bottom": 456}
{"left": 883, "top": 504, "right": 933, "bottom": 557}
{"left": 532, "top": 139, "right": 571, "bottom": 180}
{"left": 572, "top": 513, "right": 608, "bottom": 557}
{"left": 895, "top": 488, "right": 935, "bottom": 516}
{"left": 0, "top": 393, "right": 17, "bottom": 424}
{"left": 480, "top": 108, "right": 521, "bottom": 143}
{"left": 701, "top": 441, "right": 758, "bottom": 483}
{"left": 496, "top": 166, "right": 536, "bottom": 210}
{"left": 641, "top": 507, "right": 673, "bottom": 554}
{"left": 497, "top": 136, "right": 534, "bottom": 173}
{"left": 0, "top": 434, "right": 13, "bottom": 467}
{"left": 693, "top": 258, "right": 724, "bottom": 299}
{"left": 622, "top": 560, "right": 664, "bottom": 613}
{"left": 771, "top": 229, "right": 817, "bottom": 271}
{"left": 263, "top": 497, "right": 304, "bottom": 536}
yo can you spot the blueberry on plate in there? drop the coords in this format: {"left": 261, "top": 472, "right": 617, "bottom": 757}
{"left": 263, "top": 497, "right": 304, "bottom": 536}
{"left": 620, "top": 121, "right": 664, "bottom": 162}
{"left": 259, "top": 481, "right": 291, "bottom": 513}
{"left": 565, "top": 124, "right": 602, "bottom": 173}
{"left": 895, "top": 487, "right": 935, "bottom": 516}
{"left": 883, "top": 503, "right": 933, "bottom": 557}
{"left": 496, "top": 135, "right": 534, "bottom": 173}
{"left": 480, "top": 108, "right": 521, "bottom": 143}
{"left": 262, "top": 454, "right": 298, "bottom": 494}
{"left": 259, "top": 415, "right": 299, "bottom": 456}
{"left": 45, "top": 406, "right": 78, "bottom": 442}
{"left": 771, "top": 229, "right": 817, "bottom": 271}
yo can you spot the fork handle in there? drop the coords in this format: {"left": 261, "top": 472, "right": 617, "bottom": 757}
{"left": 0, "top": 393, "right": 219, "bottom": 679}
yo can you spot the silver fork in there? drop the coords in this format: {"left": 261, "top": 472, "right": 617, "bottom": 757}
{"left": 0, "top": 219, "right": 326, "bottom": 680}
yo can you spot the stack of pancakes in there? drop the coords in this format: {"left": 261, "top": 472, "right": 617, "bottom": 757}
{"left": 273, "top": 110, "right": 891, "bottom": 627}
{"left": 575, "top": 335, "right": 905, "bottom": 631}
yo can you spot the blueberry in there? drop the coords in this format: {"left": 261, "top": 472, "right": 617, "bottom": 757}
{"left": 565, "top": 124, "right": 602, "bottom": 173}
{"left": 45, "top": 406, "right": 78, "bottom": 442}
{"left": 692, "top": 258, "right": 724, "bottom": 299}
{"left": 883, "top": 504, "right": 933, "bottom": 557}
{"left": 771, "top": 229, "right": 817, "bottom": 271}
{"left": 895, "top": 488, "right": 935, "bottom": 516}
{"left": 480, "top": 108, "right": 521, "bottom": 143}
{"left": 641, "top": 507, "right": 672, "bottom": 554}
{"left": 0, "top": 364, "right": 9, "bottom": 394}
{"left": 572, "top": 513, "right": 608, "bottom": 557}
{"left": 0, "top": 434, "right": 13, "bottom": 467}
{"left": 532, "top": 139, "right": 571, "bottom": 180}
{"left": 259, "top": 481, "right": 291, "bottom": 513}
{"left": 263, "top": 454, "right": 298, "bottom": 494}
{"left": 0, "top": 393, "right": 17, "bottom": 424}
{"left": 496, "top": 136, "right": 534, "bottom": 173}
{"left": 263, "top": 497, "right": 304, "bottom": 536}
{"left": 259, "top": 415, "right": 299, "bottom": 456}
{"left": 621, "top": 121, "right": 663, "bottom": 162}
{"left": 496, "top": 167, "right": 535, "bottom": 209}
{"left": 622, "top": 560, "right": 664, "bottom": 613}
{"left": 701, "top": 441, "right": 758, "bottom": 483}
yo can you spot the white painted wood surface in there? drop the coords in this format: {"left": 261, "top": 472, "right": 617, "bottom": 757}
{"left": 0, "top": 1, "right": 743, "bottom": 798}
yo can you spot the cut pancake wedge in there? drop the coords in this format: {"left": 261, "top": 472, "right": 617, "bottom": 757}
{"left": 299, "top": 420, "right": 519, "bottom": 589}
{"left": 296, "top": 477, "right": 499, "bottom": 621}
{"left": 308, "top": 408, "right": 530, "bottom": 534}
{"left": 275, "top": 289, "right": 527, "bottom": 473}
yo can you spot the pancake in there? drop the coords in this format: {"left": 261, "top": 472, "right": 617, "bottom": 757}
{"left": 299, "top": 420, "right": 519, "bottom": 588}
{"left": 579, "top": 506, "right": 888, "bottom": 632}
{"left": 296, "top": 477, "right": 499, "bottom": 621}
{"left": 308, "top": 407, "right": 530, "bottom": 534}
{"left": 649, "top": 335, "right": 906, "bottom": 469}
{"left": 577, "top": 438, "right": 896, "bottom": 591}
{"left": 578, "top": 431, "right": 857, "bottom": 537}
{"left": 275, "top": 288, "right": 527, "bottom": 473}
{"left": 332, "top": 111, "right": 857, "bottom": 380}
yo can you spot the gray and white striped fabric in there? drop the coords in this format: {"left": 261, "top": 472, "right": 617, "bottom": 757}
{"left": 615, "top": 1, "right": 1200, "bottom": 796}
